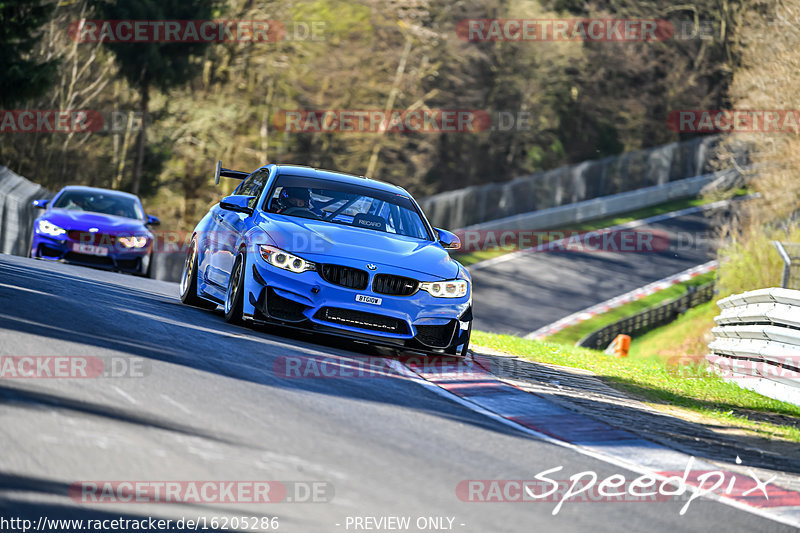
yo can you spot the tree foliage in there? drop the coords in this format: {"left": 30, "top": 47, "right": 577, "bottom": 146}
{"left": 1, "top": 0, "right": 751, "bottom": 231}
{"left": 0, "top": 0, "right": 59, "bottom": 106}
{"left": 90, "top": 0, "right": 215, "bottom": 194}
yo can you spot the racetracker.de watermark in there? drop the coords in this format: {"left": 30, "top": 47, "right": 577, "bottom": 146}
{"left": 1, "top": 110, "right": 149, "bottom": 134}
{"left": 68, "top": 20, "right": 326, "bottom": 43}
{"left": 455, "top": 229, "right": 670, "bottom": 253}
{"left": 272, "top": 110, "right": 496, "bottom": 133}
{"left": 0, "top": 356, "right": 149, "bottom": 379}
{"left": 85, "top": 229, "right": 708, "bottom": 256}
{"left": 69, "top": 481, "right": 333, "bottom": 504}
{"left": 667, "top": 109, "right": 800, "bottom": 134}
{"left": 668, "top": 355, "right": 800, "bottom": 380}
{"left": 274, "top": 355, "right": 485, "bottom": 379}
{"left": 457, "top": 18, "right": 674, "bottom": 42}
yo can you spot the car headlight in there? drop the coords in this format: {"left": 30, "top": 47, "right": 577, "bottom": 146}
{"left": 38, "top": 220, "right": 66, "bottom": 237}
{"left": 117, "top": 235, "right": 149, "bottom": 248}
{"left": 420, "top": 279, "right": 469, "bottom": 298}
{"left": 259, "top": 245, "right": 316, "bottom": 274}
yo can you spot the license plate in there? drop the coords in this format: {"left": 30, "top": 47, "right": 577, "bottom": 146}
{"left": 71, "top": 243, "right": 108, "bottom": 256}
{"left": 355, "top": 294, "right": 382, "bottom": 306}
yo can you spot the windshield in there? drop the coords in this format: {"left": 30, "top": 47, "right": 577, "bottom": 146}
{"left": 52, "top": 190, "right": 144, "bottom": 221}
{"left": 265, "top": 175, "right": 432, "bottom": 240}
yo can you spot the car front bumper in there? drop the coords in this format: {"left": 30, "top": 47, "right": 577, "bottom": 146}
{"left": 32, "top": 232, "right": 151, "bottom": 274}
{"left": 245, "top": 256, "right": 472, "bottom": 352}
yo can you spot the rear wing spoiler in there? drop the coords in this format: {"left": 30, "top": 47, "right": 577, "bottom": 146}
{"left": 214, "top": 160, "right": 249, "bottom": 185}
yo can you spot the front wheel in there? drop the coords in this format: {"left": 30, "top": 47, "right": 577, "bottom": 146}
{"left": 180, "top": 237, "right": 217, "bottom": 309}
{"left": 224, "top": 252, "right": 246, "bottom": 324}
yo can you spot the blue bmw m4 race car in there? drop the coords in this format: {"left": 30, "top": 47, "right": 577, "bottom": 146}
{"left": 30, "top": 186, "right": 160, "bottom": 276}
{"left": 180, "top": 163, "right": 472, "bottom": 356}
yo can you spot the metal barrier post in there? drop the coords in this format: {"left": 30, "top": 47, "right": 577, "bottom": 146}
{"left": 773, "top": 241, "right": 792, "bottom": 289}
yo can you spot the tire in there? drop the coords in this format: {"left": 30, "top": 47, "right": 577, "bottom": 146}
{"left": 180, "top": 237, "right": 217, "bottom": 309}
{"left": 224, "top": 251, "right": 246, "bottom": 324}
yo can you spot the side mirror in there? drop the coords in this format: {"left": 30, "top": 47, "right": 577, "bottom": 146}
{"left": 220, "top": 195, "right": 255, "bottom": 215}
{"left": 435, "top": 228, "right": 461, "bottom": 250}
{"left": 146, "top": 215, "right": 161, "bottom": 226}
{"left": 32, "top": 199, "right": 49, "bottom": 209}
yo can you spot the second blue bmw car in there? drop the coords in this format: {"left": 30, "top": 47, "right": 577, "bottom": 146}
{"left": 30, "top": 186, "right": 160, "bottom": 276}
{"left": 180, "top": 163, "right": 472, "bottom": 355}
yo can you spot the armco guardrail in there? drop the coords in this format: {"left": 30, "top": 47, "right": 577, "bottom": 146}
{"left": 708, "top": 288, "right": 800, "bottom": 406}
{"left": 421, "top": 134, "right": 727, "bottom": 229}
{"left": 460, "top": 170, "right": 735, "bottom": 233}
{"left": 0, "top": 166, "right": 53, "bottom": 256}
{"left": 578, "top": 281, "right": 715, "bottom": 349}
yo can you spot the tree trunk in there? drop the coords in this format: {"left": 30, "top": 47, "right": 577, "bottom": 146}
{"left": 132, "top": 82, "right": 149, "bottom": 195}
{"left": 114, "top": 111, "right": 134, "bottom": 189}
{"left": 365, "top": 36, "right": 412, "bottom": 177}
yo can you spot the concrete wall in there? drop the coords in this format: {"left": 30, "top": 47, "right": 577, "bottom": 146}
{"left": 420, "top": 135, "right": 722, "bottom": 230}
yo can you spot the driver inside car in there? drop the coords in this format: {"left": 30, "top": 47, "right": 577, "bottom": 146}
{"left": 275, "top": 187, "right": 320, "bottom": 215}
{"left": 278, "top": 187, "right": 311, "bottom": 209}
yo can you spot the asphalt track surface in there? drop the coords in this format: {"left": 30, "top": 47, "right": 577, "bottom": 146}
{"left": 469, "top": 205, "right": 724, "bottom": 336}
{"left": 0, "top": 254, "right": 795, "bottom": 532}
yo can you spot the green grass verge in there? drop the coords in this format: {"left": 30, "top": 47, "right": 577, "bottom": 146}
{"left": 471, "top": 329, "right": 800, "bottom": 442}
{"left": 452, "top": 195, "right": 712, "bottom": 267}
{"left": 627, "top": 300, "right": 720, "bottom": 360}
{"left": 545, "top": 271, "right": 717, "bottom": 347}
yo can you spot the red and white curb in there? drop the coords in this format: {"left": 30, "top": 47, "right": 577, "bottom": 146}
{"left": 386, "top": 356, "right": 800, "bottom": 527}
{"left": 524, "top": 259, "right": 718, "bottom": 340}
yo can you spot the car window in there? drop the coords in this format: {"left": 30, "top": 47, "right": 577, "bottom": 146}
{"left": 265, "top": 175, "right": 431, "bottom": 240}
{"left": 51, "top": 190, "right": 144, "bottom": 221}
{"left": 236, "top": 168, "right": 271, "bottom": 208}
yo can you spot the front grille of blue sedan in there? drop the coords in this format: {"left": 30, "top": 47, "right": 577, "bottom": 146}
{"left": 314, "top": 307, "right": 409, "bottom": 334}
{"left": 372, "top": 274, "right": 419, "bottom": 296}
{"left": 318, "top": 264, "right": 368, "bottom": 290}
{"left": 67, "top": 230, "right": 115, "bottom": 245}
{"left": 64, "top": 252, "right": 114, "bottom": 267}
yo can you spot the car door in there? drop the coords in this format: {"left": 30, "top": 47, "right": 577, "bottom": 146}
{"left": 200, "top": 200, "right": 230, "bottom": 288}
{"left": 216, "top": 168, "right": 272, "bottom": 284}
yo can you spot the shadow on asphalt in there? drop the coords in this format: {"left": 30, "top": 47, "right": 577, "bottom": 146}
{"left": 0, "top": 473, "right": 236, "bottom": 532}
{"left": 0, "top": 256, "right": 529, "bottom": 442}
{"left": 3, "top": 254, "right": 800, "bottom": 484}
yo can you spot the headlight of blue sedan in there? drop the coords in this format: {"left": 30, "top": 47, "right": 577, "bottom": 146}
{"left": 38, "top": 220, "right": 66, "bottom": 237}
{"left": 117, "top": 235, "right": 149, "bottom": 248}
{"left": 259, "top": 245, "right": 317, "bottom": 273}
{"left": 420, "top": 279, "right": 469, "bottom": 298}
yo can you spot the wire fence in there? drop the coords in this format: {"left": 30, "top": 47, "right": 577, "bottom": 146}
{"left": 577, "top": 281, "right": 716, "bottom": 350}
